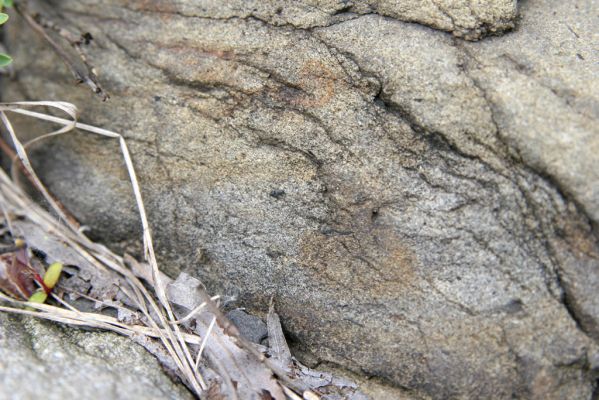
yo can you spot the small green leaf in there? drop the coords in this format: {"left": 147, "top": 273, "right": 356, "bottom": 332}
{"left": 43, "top": 262, "right": 63, "bottom": 289}
{"left": 3, "top": 0, "right": 13, "bottom": 7}
{"left": 0, "top": 53, "right": 12, "bottom": 67}
{"left": 28, "top": 290, "right": 48, "bottom": 304}
{"left": 0, "top": 13, "right": 8, "bottom": 25}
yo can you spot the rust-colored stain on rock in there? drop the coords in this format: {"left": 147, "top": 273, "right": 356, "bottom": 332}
{"left": 298, "top": 212, "right": 419, "bottom": 296}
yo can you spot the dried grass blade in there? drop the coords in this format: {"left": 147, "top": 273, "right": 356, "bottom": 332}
{"left": 0, "top": 102, "right": 205, "bottom": 394}
{"left": 195, "top": 315, "right": 216, "bottom": 371}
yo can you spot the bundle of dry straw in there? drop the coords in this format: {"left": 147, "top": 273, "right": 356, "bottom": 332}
{"left": 0, "top": 100, "right": 213, "bottom": 395}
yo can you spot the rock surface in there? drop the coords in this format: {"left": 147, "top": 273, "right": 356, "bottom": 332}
{"left": 2, "top": 0, "right": 599, "bottom": 399}
{"left": 0, "top": 314, "right": 193, "bottom": 400}
{"left": 108, "top": 0, "right": 518, "bottom": 40}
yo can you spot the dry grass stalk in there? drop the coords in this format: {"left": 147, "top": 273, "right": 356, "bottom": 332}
{"left": 0, "top": 101, "right": 209, "bottom": 396}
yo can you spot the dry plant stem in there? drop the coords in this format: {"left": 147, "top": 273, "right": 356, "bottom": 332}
{"left": 62, "top": 287, "right": 145, "bottom": 318}
{"left": 0, "top": 165, "right": 187, "bottom": 347}
{"left": 0, "top": 293, "right": 203, "bottom": 345}
{"left": 0, "top": 103, "right": 206, "bottom": 395}
{"left": 33, "top": 14, "right": 105, "bottom": 99}
{"left": 0, "top": 170, "right": 207, "bottom": 392}
{"left": 76, "top": 229, "right": 207, "bottom": 391}
{"left": 195, "top": 315, "right": 216, "bottom": 370}
{"left": 14, "top": 3, "right": 108, "bottom": 101}
{"left": 2, "top": 106, "right": 187, "bottom": 353}
{"left": 0, "top": 135, "right": 80, "bottom": 228}
{"left": 0, "top": 111, "right": 79, "bottom": 233}
{"left": 50, "top": 292, "right": 79, "bottom": 312}
{"left": 172, "top": 296, "right": 219, "bottom": 325}
{"left": 282, "top": 386, "right": 304, "bottom": 400}
{"left": 0, "top": 101, "right": 78, "bottom": 236}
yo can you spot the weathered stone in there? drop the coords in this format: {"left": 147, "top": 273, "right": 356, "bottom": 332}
{"left": 226, "top": 309, "right": 268, "bottom": 344}
{"left": 2, "top": 0, "right": 598, "bottom": 398}
{"left": 107, "top": 0, "right": 517, "bottom": 40}
{"left": 0, "top": 314, "right": 193, "bottom": 400}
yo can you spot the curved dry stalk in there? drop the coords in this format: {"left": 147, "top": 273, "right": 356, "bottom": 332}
{"left": 0, "top": 102, "right": 206, "bottom": 394}
{"left": 172, "top": 296, "right": 219, "bottom": 325}
{"left": 195, "top": 315, "right": 216, "bottom": 371}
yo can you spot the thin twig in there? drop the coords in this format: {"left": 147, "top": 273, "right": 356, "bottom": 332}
{"left": 33, "top": 15, "right": 103, "bottom": 98}
{"left": 14, "top": 3, "right": 108, "bottom": 101}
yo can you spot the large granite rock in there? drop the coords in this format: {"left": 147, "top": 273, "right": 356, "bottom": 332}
{"left": 2, "top": 0, "right": 598, "bottom": 398}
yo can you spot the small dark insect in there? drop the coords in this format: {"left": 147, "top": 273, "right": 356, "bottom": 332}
{"left": 81, "top": 32, "right": 93, "bottom": 45}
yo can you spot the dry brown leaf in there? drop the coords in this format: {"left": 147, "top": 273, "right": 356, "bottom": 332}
{"left": 168, "top": 273, "right": 286, "bottom": 400}
{"left": 0, "top": 248, "right": 39, "bottom": 299}
{"left": 266, "top": 303, "right": 293, "bottom": 370}
{"left": 266, "top": 305, "right": 368, "bottom": 400}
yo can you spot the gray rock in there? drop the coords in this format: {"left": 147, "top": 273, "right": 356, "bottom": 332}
{"left": 108, "top": 0, "right": 517, "bottom": 40}
{"left": 2, "top": 0, "right": 598, "bottom": 399}
{"left": 225, "top": 309, "right": 268, "bottom": 344}
{"left": 0, "top": 314, "right": 193, "bottom": 400}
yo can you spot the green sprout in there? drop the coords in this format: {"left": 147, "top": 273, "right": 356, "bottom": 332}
{"left": 28, "top": 262, "right": 64, "bottom": 305}
{"left": 0, "top": 0, "right": 13, "bottom": 67}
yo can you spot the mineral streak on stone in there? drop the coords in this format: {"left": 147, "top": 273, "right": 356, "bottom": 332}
{"left": 2, "top": 0, "right": 599, "bottom": 399}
